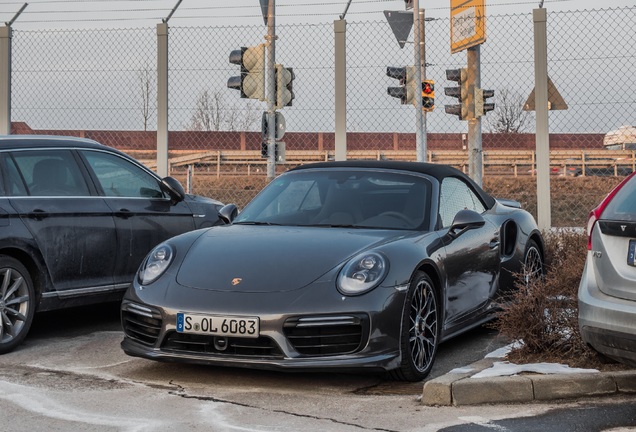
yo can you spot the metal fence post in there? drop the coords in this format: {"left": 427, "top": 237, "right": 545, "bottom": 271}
{"left": 412, "top": 0, "right": 426, "bottom": 161}
{"left": 266, "top": 0, "right": 277, "bottom": 180}
{"left": 533, "top": 8, "right": 552, "bottom": 230}
{"left": 157, "top": 22, "right": 169, "bottom": 177}
{"left": 0, "top": 25, "right": 11, "bottom": 135}
{"left": 334, "top": 19, "right": 347, "bottom": 161}
{"left": 467, "top": 45, "right": 483, "bottom": 187}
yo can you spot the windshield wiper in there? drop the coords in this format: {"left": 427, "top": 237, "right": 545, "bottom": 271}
{"left": 233, "top": 221, "right": 281, "bottom": 226}
{"left": 305, "top": 224, "right": 364, "bottom": 229}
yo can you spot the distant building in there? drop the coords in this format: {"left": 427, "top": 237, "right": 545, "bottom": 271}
{"left": 604, "top": 126, "right": 636, "bottom": 150}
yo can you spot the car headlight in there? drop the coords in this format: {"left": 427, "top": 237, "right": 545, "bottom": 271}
{"left": 337, "top": 251, "right": 389, "bottom": 296}
{"left": 138, "top": 243, "right": 174, "bottom": 285}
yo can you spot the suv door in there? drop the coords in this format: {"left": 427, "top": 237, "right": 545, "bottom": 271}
{"left": 4, "top": 149, "right": 119, "bottom": 294}
{"left": 79, "top": 150, "right": 196, "bottom": 285}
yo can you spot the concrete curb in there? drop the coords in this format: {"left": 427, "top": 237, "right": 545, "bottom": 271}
{"left": 422, "top": 358, "right": 636, "bottom": 406}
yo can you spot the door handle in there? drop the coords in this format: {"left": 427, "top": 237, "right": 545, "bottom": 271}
{"left": 114, "top": 209, "right": 133, "bottom": 219}
{"left": 489, "top": 237, "right": 500, "bottom": 249}
{"left": 28, "top": 209, "right": 48, "bottom": 220}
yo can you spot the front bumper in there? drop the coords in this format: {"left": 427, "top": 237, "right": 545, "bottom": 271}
{"left": 578, "top": 260, "right": 636, "bottom": 366}
{"left": 121, "top": 336, "right": 399, "bottom": 373}
{"left": 120, "top": 280, "right": 407, "bottom": 373}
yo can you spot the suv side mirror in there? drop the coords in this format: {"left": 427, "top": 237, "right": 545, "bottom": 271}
{"left": 160, "top": 176, "right": 185, "bottom": 205}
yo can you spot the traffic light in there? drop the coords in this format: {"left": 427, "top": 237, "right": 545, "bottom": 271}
{"left": 227, "top": 44, "right": 265, "bottom": 101}
{"left": 387, "top": 66, "right": 416, "bottom": 105}
{"left": 444, "top": 68, "right": 471, "bottom": 120}
{"left": 475, "top": 88, "right": 495, "bottom": 117}
{"left": 422, "top": 79, "right": 435, "bottom": 112}
{"left": 275, "top": 64, "right": 295, "bottom": 109}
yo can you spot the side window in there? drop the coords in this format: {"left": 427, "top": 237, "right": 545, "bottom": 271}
{"left": 11, "top": 150, "right": 90, "bottom": 197}
{"left": 3, "top": 156, "right": 28, "bottom": 196}
{"left": 83, "top": 151, "right": 163, "bottom": 198}
{"left": 439, "top": 177, "right": 486, "bottom": 228}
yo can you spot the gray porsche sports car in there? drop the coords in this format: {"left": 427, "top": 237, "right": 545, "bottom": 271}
{"left": 121, "top": 161, "right": 544, "bottom": 381}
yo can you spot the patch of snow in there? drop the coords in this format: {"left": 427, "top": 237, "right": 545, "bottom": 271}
{"left": 471, "top": 361, "right": 599, "bottom": 379}
{"left": 485, "top": 341, "right": 524, "bottom": 359}
{"left": 448, "top": 366, "right": 475, "bottom": 374}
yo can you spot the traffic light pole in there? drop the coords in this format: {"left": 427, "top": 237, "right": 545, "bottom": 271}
{"left": 265, "top": 0, "right": 276, "bottom": 180}
{"left": 412, "top": 1, "right": 426, "bottom": 161}
{"left": 467, "top": 45, "right": 483, "bottom": 186}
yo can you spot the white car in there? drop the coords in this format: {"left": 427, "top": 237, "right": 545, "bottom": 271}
{"left": 579, "top": 171, "right": 636, "bottom": 366}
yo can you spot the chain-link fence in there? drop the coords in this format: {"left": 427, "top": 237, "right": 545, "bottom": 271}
{"left": 8, "top": 6, "right": 636, "bottom": 226}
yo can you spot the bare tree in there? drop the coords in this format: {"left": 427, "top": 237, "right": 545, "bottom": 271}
{"left": 188, "top": 90, "right": 225, "bottom": 131}
{"left": 485, "top": 88, "right": 533, "bottom": 133}
{"left": 234, "top": 100, "right": 261, "bottom": 132}
{"left": 187, "top": 89, "right": 261, "bottom": 132}
{"left": 137, "top": 63, "right": 154, "bottom": 131}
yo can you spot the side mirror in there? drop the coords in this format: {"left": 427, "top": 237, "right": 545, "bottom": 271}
{"left": 218, "top": 204, "right": 238, "bottom": 224}
{"left": 160, "top": 176, "right": 185, "bottom": 205}
{"left": 448, "top": 209, "right": 485, "bottom": 238}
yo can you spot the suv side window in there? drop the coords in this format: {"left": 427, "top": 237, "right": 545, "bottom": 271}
{"left": 4, "top": 156, "right": 28, "bottom": 196}
{"left": 83, "top": 150, "right": 163, "bottom": 198}
{"left": 11, "top": 150, "right": 90, "bottom": 197}
{"left": 439, "top": 177, "right": 486, "bottom": 228}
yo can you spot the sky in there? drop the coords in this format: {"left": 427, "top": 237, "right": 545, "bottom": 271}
{"left": 1, "top": 0, "right": 634, "bottom": 30}
{"left": 3, "top": 0, "right": 634, "bottom": 135}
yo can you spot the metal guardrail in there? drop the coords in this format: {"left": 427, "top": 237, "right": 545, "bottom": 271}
{"left": 134, "top": 149, "right": 636, "bottom": 178}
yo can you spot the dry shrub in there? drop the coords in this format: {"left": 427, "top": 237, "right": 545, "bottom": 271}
{"left": 493, "top": 230, "right": 608, "bottom": 368}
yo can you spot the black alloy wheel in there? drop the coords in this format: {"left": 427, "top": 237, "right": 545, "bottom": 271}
{"left": 391, "top": 271, "right": 440, "bottom": 382}
{"left": 522, "top": 239, "right": 544, "bottom": 286}
{"left": 0, "top": 256, "right": 35, "bottom": 354}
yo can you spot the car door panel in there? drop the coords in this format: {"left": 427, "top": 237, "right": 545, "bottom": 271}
{"left": 105, "top": 197, "right": 195, "bottom": 284}
{"left": 80, "top": 150, "right": 195, "bottom": 285}
{"left": 437, "top": 176, "right": 501, "bottom": 326}
{"left": 442, "top": 219, "right": 501, "bottom": 324}
{"left": 6, "top": 150, "right": 118, "bottom": 293}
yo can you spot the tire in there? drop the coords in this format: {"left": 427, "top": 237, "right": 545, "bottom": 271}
{"left": 390, "top": 271, "right": 440, "bottom": 382}
{"left": 0, "top": 256, "right": 36, "bottom": 354}
{"left": 522, "top": 239, "right": 544, "bottom": 286}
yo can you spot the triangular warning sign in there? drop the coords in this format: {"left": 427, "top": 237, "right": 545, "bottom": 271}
{"left": 523, "top": 77, "right": 568, "bottom": 111}
{"left": 260, "top": 0, "right": 269, "bottom": 26}
{"left": 384, "top": 10, "right": 413, "bottom": 49}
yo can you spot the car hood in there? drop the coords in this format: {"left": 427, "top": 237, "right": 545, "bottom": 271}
{"left": 175, "top": 225, "right": 406, "bottom": 293}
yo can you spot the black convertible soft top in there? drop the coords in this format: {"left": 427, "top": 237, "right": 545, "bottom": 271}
{"left": 291, "top": 160, "right": 496, "bottom": 209}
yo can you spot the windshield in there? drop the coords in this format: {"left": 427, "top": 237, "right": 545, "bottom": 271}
{"left": 234, "top": 169, "right": 432, "bottom": 230}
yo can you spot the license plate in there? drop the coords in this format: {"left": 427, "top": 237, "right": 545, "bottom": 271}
{"left": 629, "top": 240, "right": 636, "bottom": 267}
{"left": 176, "top": 313, "right": 259, "bottom": 338}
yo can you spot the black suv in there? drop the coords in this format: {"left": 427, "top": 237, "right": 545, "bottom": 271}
{"left": 0, "top": 135, "right": 224, "bottom": 353}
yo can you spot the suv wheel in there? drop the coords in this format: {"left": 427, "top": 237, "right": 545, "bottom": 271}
{"left": 0, "top": 256, "right": 35, "bottom": 354}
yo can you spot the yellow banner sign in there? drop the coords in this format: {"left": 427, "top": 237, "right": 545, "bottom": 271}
{"left": 450, "top": 0, "right": 486, "bottom": 54}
